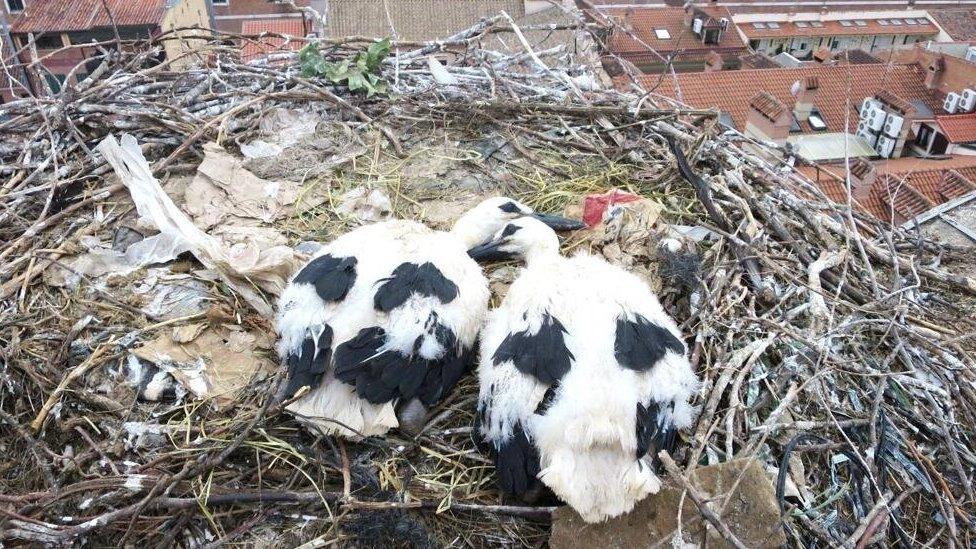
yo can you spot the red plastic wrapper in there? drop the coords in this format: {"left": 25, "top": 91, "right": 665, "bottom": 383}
{"left": 582, "top": 189, "right": 641, "bottom": 227}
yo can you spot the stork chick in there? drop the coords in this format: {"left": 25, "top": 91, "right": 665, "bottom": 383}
{"left": 470, "top": 217, "right": 700, "bottom": 523}
{"left": 276, "top": 198, "right": 583, "bottom": 439}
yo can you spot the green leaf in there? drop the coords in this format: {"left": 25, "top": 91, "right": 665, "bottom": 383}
{"left": 365, "top": 38, "right": 391, "bottom": 71}
{"left": 347, "top": 71, "right": 366, "bottom": 91}
{"left": 298, "top": 42, "right": 319, "bottom": 63}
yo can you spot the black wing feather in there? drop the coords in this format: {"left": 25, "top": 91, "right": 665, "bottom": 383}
{"left": 636, "top": 400, "right": 677, "bottom": 467}
{"left": 333, "top": 320, "right": 474, "bottom": 406}
{"left": 292, "top": 254, "right": 358, "bottom": 302}
{"left": 494, "top": 421, "right": 541, "bottom": 497}
{"left": 374, "top": 262, "right": 459, "bottom": 312}
{"left": 614, "top": 313, "right": 685, "bottom": 372}
{"left": 285, "top": 325, "right": 333, "bottom": 398}
{"left": 492, "top": 313, "right": 573, "bottom": 385}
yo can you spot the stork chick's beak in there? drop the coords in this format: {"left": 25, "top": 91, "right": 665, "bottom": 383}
{"left": 530, "top": 213, "right": 587, "bottom": 231}
{"left": 467, "top": 239, "right": 515, "bottom": 262}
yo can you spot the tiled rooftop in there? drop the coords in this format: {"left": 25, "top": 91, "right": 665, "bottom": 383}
{"left": 241, "top": 19, "right": 309, "bottom": 62}
{"left": 797, "top": 156, "right": 976, "bottom": 223}
{"left": 928, "top": 8, "right": 976, "bottom": 41}
{"left": 639, "top": 64, "right": 944, "bottom": 133}
{"left": 936, "top": 113, "right": 976, "bottom": 143}
{"left": 9, "top": 0, "right": 167, "bottom": 33}
{"left": 739, "top": 15, "right": 939, "bottom": 39}
{"left": 749, "top": 91, "right": 786, "bottom": 121}
{"left": 605, "top": 7, "right": 746, "bottom": 55}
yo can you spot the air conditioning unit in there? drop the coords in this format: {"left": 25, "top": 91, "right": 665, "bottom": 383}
{"left": 883, "top": 113, "right": 904, "bottom": 137}
{"left": 860, "top": 98, "right": 882, "bottom": 119}
{"left": 967, "top": 46, "right": 976, "bottom": 63}
{"left": 693, "top": 18, "right": 703, "bottom": 34}
{"left": 945, "top": 92, "right": 961, "bottom": 113}
{"left": 857, "top": 125, "right": 879, "bottom": 147}
{"left": 962, "top": 88, "right": 976, "bottom": 111}
{"left": 865, "top": 106, "right": 886, "bottom": 131}
{"left": 876, "top": 134, "right": 896, "bottom": 158}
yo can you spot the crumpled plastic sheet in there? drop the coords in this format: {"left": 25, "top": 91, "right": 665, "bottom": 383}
{"left": 96, "top": 134, "right": 303, "bottom": 316}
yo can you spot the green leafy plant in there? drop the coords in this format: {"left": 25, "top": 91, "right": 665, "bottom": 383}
{"left": 299, "top": 38, "right": 391, "bottom": 97}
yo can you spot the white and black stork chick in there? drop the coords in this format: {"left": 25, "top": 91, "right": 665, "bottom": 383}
{"left": 276, "top": 197, "right": 584, "bottom": 439}
{"left": 470, "top": 217, "right": 701, "bottom": 523}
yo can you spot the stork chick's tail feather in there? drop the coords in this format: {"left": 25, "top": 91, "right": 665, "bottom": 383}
{"left": 539, "top": 446, "right": 661, "bottom": 523}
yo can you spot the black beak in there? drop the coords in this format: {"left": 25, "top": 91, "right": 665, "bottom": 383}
{"left": 531, "top": 213, "right": 586, "bottom": 231}
{"left": 467, "top": 240, "right": 515, "bottom": 262}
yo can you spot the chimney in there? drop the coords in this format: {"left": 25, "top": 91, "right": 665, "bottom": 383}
{"left": 744, "top": 91, "right": 792, "bottom": 144}
{"left": 704, "top": 50, "right": 723, "bottom": 72}
{"left": 793, "top": 76, "right": 819, "bottom": 120}
{"left": 848, "top": 158, "right": 877, "bottom": 203}
{"left": 924, "top": 54, "right": 946, "bottom": 90}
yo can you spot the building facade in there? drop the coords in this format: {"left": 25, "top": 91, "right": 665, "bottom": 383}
{"left": 0, "top": 0, "right": 210, "bottom": 102}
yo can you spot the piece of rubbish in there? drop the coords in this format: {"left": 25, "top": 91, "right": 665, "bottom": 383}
{"left": 97, "top": 134, "right": 304, "bottom": 316}
{"left": 336, "top": 186, "right": 393, "bottom": 223}
{"left": 130, "top": 326, "right": 275, "bottom": 409}
{"left": 582, "top": 189, "right": 641, "bottom": 227}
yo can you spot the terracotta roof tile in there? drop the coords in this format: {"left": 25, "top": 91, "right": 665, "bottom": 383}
{"left": 638, "top": 64, "right": 943, "bottom": 133}
{"left": 879, "top": 175, "right": 935, "bottom": 219}
{"left": 875, "top": 90, "right": 916, "bottom": 116}
{"left": 605, "top": 7, "right": 746, "bottom": 55}
{"left": 929, "top": 8, "right": 976, "bottom": 41}
{"left": 739, "top": 52, "right": 779, "bottom": 69}
{"left": 940, "top": 170, "right": 976, "bottom": 200}
{"left": 936, "top": 113, "right": 976, "bottom": 143}
{"left": 9, "top": 0, "right": 166, "bottom": 33}
{"left": 795, "top": 157, "right": 976, "bottom": 223}
{"left": 241, "top": 19, "right": 309, "bottom": 62}
{"left": 749, "top": 91, "right": 786, "bottom": 121}
{"left": 739, "top": 15, "right": 939, "bottom": 39}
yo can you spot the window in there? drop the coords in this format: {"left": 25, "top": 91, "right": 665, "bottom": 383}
{"left": 752, "top": 22, "right": 767, "bottom": 29}
{"left": 5, "top": 0, "right": 24, "bottom": 12}
{"left": 796, "top": 21, "right": 809, "bottom": 28}
{"left": 768, "top": 22, "right": 780, "bottom": 29}
{"left": 808, "top": 114, "right": 827, "bottom": 131}
{"left": 840, "top": 20, "right": 853, "bottom": 27}
{"left": 654, "top": 28, "right": 671, "bottom": 39}
{"left": 855, "top": 20, "right": 867, "bottom": 26}
{"left": 811, "top": 21, "right": 824, "bottom": 28}
{"left": 211, "top": 0, "right": 228, "bottom": 4}
{"left": 916, "top": 124, "right": 933, "bottom": 147}
{"left": 33, "top": 34, "right": 62, "bottom": 49}
{"left": 878, "top": 19, "right": 889, "bottom": 26}
{"left": 891, "top": 19, "right": 903, "bottom": 25}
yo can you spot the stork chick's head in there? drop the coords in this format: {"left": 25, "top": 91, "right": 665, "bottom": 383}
{"left": 453, "top": 196, "right": 584, "bottom": 252}
{"left": 467, "top": 216, "right": 561, "bottom": 265}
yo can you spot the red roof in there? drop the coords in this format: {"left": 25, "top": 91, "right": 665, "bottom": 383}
{"left": 9, "top": 0, "right": 166, "bottom": 33}
{"left": 241, "top": 19, "right": 309, "bottom": 62}
{"left": 797, "top": 157, "right": 976, "bottom": 223}
{"left": 639, "top": 64, "right": 943, "bottom": 133}
{"left": 739, "top": 16, "right": 939, "bottom": 39}
{"left": 606, "top": 7, "right": 746, "bottom": 56}
{"left": 936, "top": 113, "right": 976, "bottom": 143}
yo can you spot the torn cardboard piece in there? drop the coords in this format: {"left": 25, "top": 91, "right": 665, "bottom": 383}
{"left": 97, "top": 134, "right": 304, "bottom": 316}
{"left": 185, "top": 142, "right": 323, "bottom": 228}
{"left": 131, "top": 325, "right": 275, "bottom": 409}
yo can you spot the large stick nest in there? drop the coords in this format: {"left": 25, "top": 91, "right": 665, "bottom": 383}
{"left": 1, "top": 11, "right": 975, "bottom": 548}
